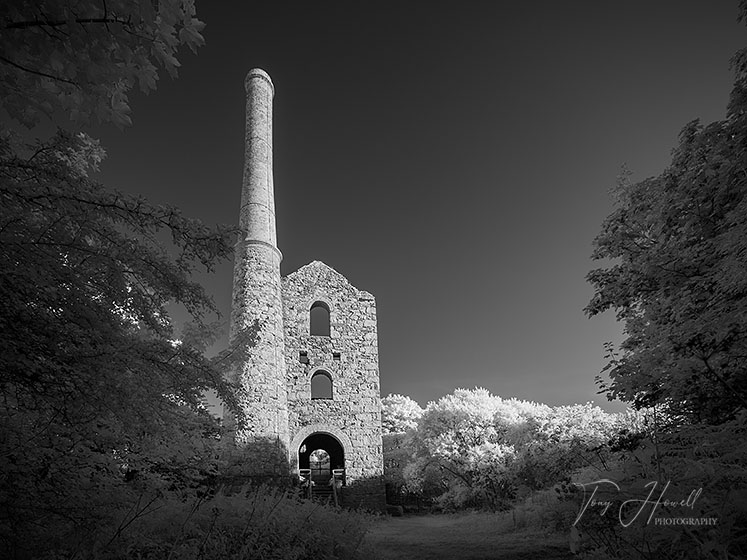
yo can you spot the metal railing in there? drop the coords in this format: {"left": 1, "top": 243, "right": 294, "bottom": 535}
{"left": 299, "top": 468, "right": 312, "bottom": 499}
{"left": 298, "top": 467, "right": 345, "bottom": 506}
{"left": 330, "top": 468, "right": 345, "bottom": 507}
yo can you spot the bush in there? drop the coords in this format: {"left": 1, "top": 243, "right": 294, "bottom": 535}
{"left": 32, "top": 485, "right": 374, "bottom": 560}
{"left": 567, "top": 411, "right": 747, "bottom": 559}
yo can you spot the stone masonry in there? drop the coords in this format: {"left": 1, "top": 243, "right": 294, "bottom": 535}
{"left": 228, "top": 68, "right": 290, "bottom": 473}
{"left": 284, "top": 261, "right": 385, "bottom": 507}
{"left": 228, "top": 69, "right": 385, "bottom": 508}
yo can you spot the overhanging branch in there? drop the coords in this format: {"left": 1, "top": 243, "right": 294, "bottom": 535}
{"left": 4, "top": 16, "right": 133, "bottom": 30}
{"left": 0, "top": 55, "right": 79, "bottom": 87}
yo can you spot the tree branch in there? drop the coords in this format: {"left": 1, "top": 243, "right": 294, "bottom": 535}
{"left": 701, "top": 354, "right": 747, "bottom": 410}
{"left": 0, "top": 55, "right": 79, "bottom": 87}
{"left": 4, "top": 17, "right": 133, "bottom": 30}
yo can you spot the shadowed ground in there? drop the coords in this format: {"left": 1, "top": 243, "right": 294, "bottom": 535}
{"left": 362, "top": 513, "right": 574, "bottom": 560}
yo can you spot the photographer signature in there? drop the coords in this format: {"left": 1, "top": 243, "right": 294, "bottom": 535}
{"left": 573, "top": 479, "right": 702, "bottom": 527}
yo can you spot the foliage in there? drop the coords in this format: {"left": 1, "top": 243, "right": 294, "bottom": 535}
{"left": 391, "top": 388, "right": 620, "bottom": 511}
{"left": 21, "top": 483, "right": 373, "bottom": 560}
{"left": 382, "top": 432, "right": 411, "bottom": 503}
{"left": 412, "top": 388, "right": 523, "bottom": 509}
{"left": 580, "top": 4, "right": 747, "bottom": 557}
{"left": 381, "top": 393, "right": 423, "bottom": 433}
{"left": 567, "top": 409, "right": 747, "bottom": 560}
{"left": 0, "top": 0, "right": 205, "bottom": 127}
{"left": 0, "top": 3, "right": 378, "bottom": 558}
{"left": 114, "top": 484, "right": 373, "bottom": 560}
{"left": 0, "top": 128, "right": 245, "bottom": 557}
{"left": 585, "top": 4, "right": 747, "bottom": 422}
{"left": 516, "top": 403, "right": 619, "bottom": 491}
{"left": 0, "top": 2, "right": 258, "bottom": 555}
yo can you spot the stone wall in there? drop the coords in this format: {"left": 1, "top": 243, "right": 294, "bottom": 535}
{"left": 282, "top": 261, "right": 385, "bottom": 507}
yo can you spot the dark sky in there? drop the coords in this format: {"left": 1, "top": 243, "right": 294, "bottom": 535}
{"left": 89, "top": 1, "right": 745, "bottom": 411}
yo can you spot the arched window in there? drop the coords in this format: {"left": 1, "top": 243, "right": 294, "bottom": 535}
{"left": 311, "top": 371, "right": 333, "bottom": 399}
{"left": 310, "top": 301, "right": 330, "bottom": 336}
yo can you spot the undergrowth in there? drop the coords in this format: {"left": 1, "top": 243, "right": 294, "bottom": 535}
{"left": 49, "top": 485, "right": 375, "bottom": 560}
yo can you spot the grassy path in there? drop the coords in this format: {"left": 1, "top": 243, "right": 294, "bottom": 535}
{"left": 362, "top": 513, "right": 575, "bottom": 560}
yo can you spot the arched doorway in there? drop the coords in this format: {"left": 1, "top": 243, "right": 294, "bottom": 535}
{"left": 298, "top": 432, "right": 345, "bottom": 489}
{"left": 309, "top": 449, "right": 330, "bottom": 481}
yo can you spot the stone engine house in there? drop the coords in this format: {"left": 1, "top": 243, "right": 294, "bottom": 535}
{"left": 227, "top": 68, "right": 385, "bottom": 508}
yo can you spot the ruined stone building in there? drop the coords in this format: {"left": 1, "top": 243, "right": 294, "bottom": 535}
{"left": 226, "top": 68, "right": 384, "bottom": 508}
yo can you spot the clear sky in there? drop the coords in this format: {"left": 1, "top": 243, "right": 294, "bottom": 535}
{"left": 89, "top": 1, "right": 745, "bottom": 411}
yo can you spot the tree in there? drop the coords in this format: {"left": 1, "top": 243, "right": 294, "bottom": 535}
{"left": 518, "top": 403, "right": 618, "bottom": 491}
{"left": 0, "top": 0, "right": 205, "bottom": 127}
{"left": 400, "top": 388, "right": 620, "bottom": 510}
{"left": 0, "top": 127, "right": 246, "bottom": 558}
{"left": 585, "top": 23, "right": 747, "bottom": 423}
{"left": 0, "top": 2, "right": 250, "bottom": 556}
{"left": 410, "top": 389, "right": 540, "bottom": 509}
{"left": 579, "top": 5, "right": 747, "bottom": 557}
{"left": 381, "top": 393, "right": 423, "bottom": 433}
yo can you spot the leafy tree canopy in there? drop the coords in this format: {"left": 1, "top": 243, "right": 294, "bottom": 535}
{"left": 0, "top": 125, "right": 246, "bottom": 556}
{"left": 579, "top": 6, "right": 747, "bottom": 557}
{"left": 0, "top": 2, "right": 253, "bottom": 556}
{"left": 396, "top": 388, "right": 618, "bottom": 510}
{"left": 381, "top": 393, "right": 423, "bottom": 433}
{"left": 0, "top": 0, "right": 204, "bottom": 127}
{"left": 585, "top": 4, "right": 747, "bottom": 423}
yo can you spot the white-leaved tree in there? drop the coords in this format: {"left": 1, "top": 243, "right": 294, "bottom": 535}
{"left": 381, "top": 393, "right": 423, "bottom": 433}
{"left": 395, "top": 388, "right": 619, "bottom": 511}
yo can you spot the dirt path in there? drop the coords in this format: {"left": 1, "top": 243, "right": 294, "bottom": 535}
{"left": 362, "top": 513, "right": 574, "bottom": 560}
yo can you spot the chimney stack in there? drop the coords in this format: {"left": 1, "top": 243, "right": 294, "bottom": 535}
{"left": 239, "top": 68, "right": 277, "bottom": 248}
{"left": 228, "top": 69, "right": 290, "bottom": 473}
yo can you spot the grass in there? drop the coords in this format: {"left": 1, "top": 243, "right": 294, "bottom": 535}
{"left": 362, "top": 511, "right": 575, "bottom": 560}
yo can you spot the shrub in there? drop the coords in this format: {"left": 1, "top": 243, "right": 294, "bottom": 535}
{"left": 36, "top": 485, "right": 374, "bottom": 560}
